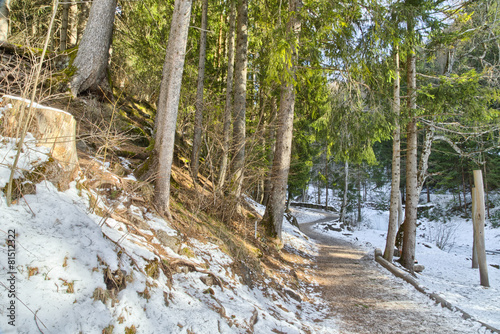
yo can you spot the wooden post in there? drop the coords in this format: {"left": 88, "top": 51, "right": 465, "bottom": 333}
{"left": 471, "top": 188, "right": 478, "bottom": 269}
{"left": 472, "top": 170, "right": 489, "bottom": 287}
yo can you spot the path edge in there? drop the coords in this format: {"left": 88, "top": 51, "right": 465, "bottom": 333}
{"left": 374, "top": 248, "right": 500, "bottom": 334}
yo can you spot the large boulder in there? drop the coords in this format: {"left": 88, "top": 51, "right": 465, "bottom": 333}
{"left": 1, "top": 95, "right": 79, "bottom": 189}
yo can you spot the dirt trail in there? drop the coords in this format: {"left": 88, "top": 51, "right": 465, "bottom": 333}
{"left": 298, "top": 212, "right": 482, "bottom": 334}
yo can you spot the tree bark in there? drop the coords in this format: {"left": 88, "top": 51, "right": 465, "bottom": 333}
{"left": 60, "top": 1, "right": 70, "bottom": 51}
{"left": 154, "top": 0, "right": 193, "bottom": 218}
{"left": 401, "top": 44, "right": 418, "bottom": 272}
{"left": 191, "top": 0, "right": 208, "bottom": 182}
{"left": 263, "top": 97, "right": 278, "bottom": 206}
{"left": 416, "top": 125, "right": 434, "bottom": 194}
{"left": 261, "top": 0, "right": 301, "bottom": 239}
{"left": 472, "top": 171, "right": 489, "bottom": 287}
{"left": 357, "top": 166, "right": 361, "bottom": 223}
{"left": 471, "top": 188, "right": 478, "bottom": 269}
{"left": 217, "top": 0, "right": 236, "bottom": 193}
{"left": 339, "top": 160, "right": 349, "bottom": 225}
{"left": 70, "top": 0, "right": 117, "bottom": 96}
{"left": 384, "top": 48, "right": 401, "bottom": 262}
{"left": 325, "top": 154, "right": 329, "bottom": 208}
{"left": 462, "top": 166, "right": 467, "bottom": 214}
{"left": 230, "top": 0, "right": 248, "bottom": 205}
{"left": 0, "top": 0, "right": 9, "bottom": 42}
{"left": 483, "top": 160, "right": 490, "bottom": 218}
{"left": 317, "top": 176, "right": 321, "bottom": 205}
{"left": 76, "top": 1, "right": 90, "bottom": 44}
{"left": 68, "top": 0, "right": 78, "bottom": 46}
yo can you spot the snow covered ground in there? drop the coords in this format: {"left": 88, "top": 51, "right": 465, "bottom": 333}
{"left": 312, "top": 197, "right": 500, "bottom": 331}
{"left": 0, "top": 129, "right": 340, "bottom": 332}
{"left": 0, "top": 179, "right": 337, "bottom": 333}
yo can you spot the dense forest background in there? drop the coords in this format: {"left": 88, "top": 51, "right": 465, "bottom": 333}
{"left": 1, "top": 0, "right": 500, "bottom": 270}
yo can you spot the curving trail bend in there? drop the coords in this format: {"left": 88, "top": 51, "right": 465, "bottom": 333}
{"left": 298, "top": 211, "right": 485, "bottom": 334}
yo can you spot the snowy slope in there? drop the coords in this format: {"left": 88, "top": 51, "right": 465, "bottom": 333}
{"left": 0, "top": 136, "right": 339, "bottom": 333}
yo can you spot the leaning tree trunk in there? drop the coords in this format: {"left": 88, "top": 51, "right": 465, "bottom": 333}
{"left": 70, "top": 0, "right": 116, "bottom": 96}
{"left": 230, "top": 0, "right": 248, "bottom": 206}
{"left": 191, "top": 0, "right": 208, "bottom": 182}
{"left": 217, "top": 0, "right": 236, "bottom": 193}
{"left": 0, "top": 0, "right": 9, "bottom": 42}
{"left": 384, "top": 47, "right": 401, "bottom": 262}
{"left": 401, "top": 43, "right": 418, "bottom": 272}
{"left": 261, "top": 0, "right": 301, "bottom": 239}
{"left": 154, "top": 0, "right": 193, "bottom": 218}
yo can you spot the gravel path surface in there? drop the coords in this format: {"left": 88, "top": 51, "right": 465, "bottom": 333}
{"left": 299, "top": 213, "right": 488, "bottom": 334}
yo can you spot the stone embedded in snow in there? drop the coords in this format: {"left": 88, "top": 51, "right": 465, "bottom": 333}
{"left": 200, "top": 275, "right": 214, "bottom": 286}
{"left": 1, "top": 95, "right": 79, "bottom": 189}
{"left": 414, "top": 264, "right": 425, "bottom": 273}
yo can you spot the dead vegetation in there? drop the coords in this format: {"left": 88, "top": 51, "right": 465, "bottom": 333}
{"left": 0, "top": 48, "right": 319, "bottom": 327}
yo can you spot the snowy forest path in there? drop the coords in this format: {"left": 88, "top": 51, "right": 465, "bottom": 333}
{"left": 297, "top": 210, "right": 481, "bottom": 334}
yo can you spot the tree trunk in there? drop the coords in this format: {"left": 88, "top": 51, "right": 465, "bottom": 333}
{"left": 68, "top": 0, "right": 78, "bottom": 46}
{"left": 191, "top": 0, "right": 208, "bottom": 182}
{"left": 462, "top": 167, "right": 467, "bottom": 214}
{"left": 471, "top": 188, "right": 478, "bottom": 269}
{"left": 483, "top": 159, "right": 490, "bottom": 218}
{"left": 70, "top": 0, "right": 117, "bottom": 96}
{"left": 325, "top": 155, "right": 329, "bottom": 208}
{"left": 472, "top": 171, "right": 489, "bottom": 287}
{"left": 76, "top": 1, "right": 90, "bottom": 44}
{"left": 416, "top": 125, "right": 434, "bottom": 194}
{"left": 229, "top": 0, "right": 248, "bottom": 206}
{"left": 60, "top": 1, "right": 70, "bottom": 51}
{"left": 217, "top": 0, "right": 236, "bottom": 193}
{"left": 0, "top": 0, "right": 11, "bottom": 41}
{"left": 263, "top": 97, "right": 278, "bottom": 206}
{"left": 401, "top": 45, "right": 418, "bottom": 272}
{"left": 357, "top": 166, "right": 362, "bottom": 223}
{"left": 261, "top": 0, "right": 301, "bottom": 239}
{"left": 339, "top": 160, "right": 349, "bottom": 224}
{"left": 384, "top": 48, "right": 401, "bottom": 262}
{"left": 0, "top": 0, "right": 9, "bottom": 42}
{"left": 154, "top": 0, "right": 193, "bottom": 217}
{"left": 317, "top": 176, "right": 321, "bottom": 205}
